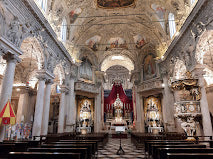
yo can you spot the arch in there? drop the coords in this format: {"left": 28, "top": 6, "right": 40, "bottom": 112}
{"left": 78, "top": 47, "right": 98, "bottom": 67}
{"left": 60, "top": 18, "right": 67, "bottom": 42}
{"left": 196, "top": 30, "right": 213, "bottom": 66}
{"left": 0, "top": 56, "right": 6, "bottom": 76}
{"left": 196, "top": 29, "right": 213, "bottom": 86}
{"left": 101, "top": 54, "right": 134, "bottom": 72}
{"left": 20, "top": 37, "right": 44, "bottom": 70}
{"left": 13, "top": 37, "right": 45, "bottom": 88}
{"left": 168, "top": 13, "right": 176, "bottom": 39}
{"left": 54, "top": 63, "right": 65, "bottom": 85}
{"left": 173, "top": 59, "right": 187, "bottom": 80}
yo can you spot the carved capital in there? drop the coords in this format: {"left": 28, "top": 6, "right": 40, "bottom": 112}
{"left": 46, "top": 79, "right": 54, "bottom": 85}
{"left": 36, "top": 69, "right": 55, "bottom": 81}
{"left": 60, "top": 85, "right": 69, "bottom": 94}
{"left": 3, "top": 53, "right": 21, "bottom": 64}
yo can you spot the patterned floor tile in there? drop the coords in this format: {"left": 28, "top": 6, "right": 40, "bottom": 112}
{"left": 97, "top": 137, "right": 145, "bottom": 158}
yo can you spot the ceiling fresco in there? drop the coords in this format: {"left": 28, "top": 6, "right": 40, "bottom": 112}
{"left": 43, "top": 0, "right": 198, "bottom": 65}
{"left": 97, "top": 0, "right": 135, "bottom": 9}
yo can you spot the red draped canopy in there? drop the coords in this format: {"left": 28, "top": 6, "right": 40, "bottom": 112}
{"left": 104, "top": 83, "right": 133, "bottom": 112}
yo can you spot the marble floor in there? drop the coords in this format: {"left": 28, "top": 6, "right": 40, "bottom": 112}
{"left": 97, "top": 137, "right": 145, "bottom": 159}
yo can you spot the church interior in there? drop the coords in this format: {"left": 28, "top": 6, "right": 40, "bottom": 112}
{"left": 0, "top": 0, "right": 213, "bottom": 158}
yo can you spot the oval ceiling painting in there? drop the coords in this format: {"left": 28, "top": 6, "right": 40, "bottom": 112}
{"left": 97, "top": 0, "right": 135, "bottom": 9}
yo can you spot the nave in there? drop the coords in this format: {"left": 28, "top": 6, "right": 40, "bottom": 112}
{"left": 0, "top": 0, "right": 213, "bottom": 158}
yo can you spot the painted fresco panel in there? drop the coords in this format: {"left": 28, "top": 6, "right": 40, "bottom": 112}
{"left": 97, "top": 0, "right": 135, "bottom": 9}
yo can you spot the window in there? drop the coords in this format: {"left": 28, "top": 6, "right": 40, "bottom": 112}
{"left": 60, "top": 18, "right": 67, "bottom": 42}
{"left": 191, "top": 0, "right": 196, "bottom": 5}
{"left": 168, "top": 13, "right": 176, "bottom": 38}
{"left": 36, "top": 0, "right": 47, "bottom": 12}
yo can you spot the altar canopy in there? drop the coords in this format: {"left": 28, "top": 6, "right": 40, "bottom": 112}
{"left": 104, "top": 83, "right": 133, "bottom": 112}
{"left": 0, "top": 101, "right": 16, "bottom": 125}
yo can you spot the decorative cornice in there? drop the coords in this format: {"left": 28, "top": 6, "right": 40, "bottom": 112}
{"left": 75, "top": 81, "right": 99, "bottom": 94}
{"left": 0, "top": 36, "right": 22, "bottom": 56}
{"left": 21, "top": 0, "right": 73, "bottom": 63}
{"left": 157, "top": 0, "right": 207, "bottom": 63}
{"left": 137, "top": 77, "right": 163, "bottom": 94}
{"left": 37, "top": 69, "right": 55, "bottom": 81}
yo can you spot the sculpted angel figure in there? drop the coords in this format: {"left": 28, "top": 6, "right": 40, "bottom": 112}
{"left": 7, "top": 17, "right": 22, "bottom": 46}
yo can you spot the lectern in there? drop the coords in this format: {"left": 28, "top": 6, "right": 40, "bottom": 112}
{"left": 115, "top": 126, "right": 125, "bottom": 155}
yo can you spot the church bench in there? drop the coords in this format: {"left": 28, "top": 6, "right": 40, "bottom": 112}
{"left": 59, "top": 139, "right": 99, "bottom": 147}
{"left": 8, "top": 152, "right": 81, "bottom": 159}
{"left": 41, "top": 143, "right": 93, "bottom": 157}
{"left": 157, "top": 148, "right": 213, "bottom": 159}
{"left": 0, "top": 144, "right": 16, "bottom": 158}
{"left": 28, "top": 147, "right": 88, "bottom": 159}
{"left": 51, "top": 141, "right": 98, "bottom": 153}
{"left": 150, "top": 144, "right": 206, "bottom": 159}
{"left": 166, "top": 153, "right": 213, "bottom": 159}
{"left": 76, "top": 133, "right": 108, "bottom": 147}
{"left": 146, "top": 141, "right": 195, "bottom": 154}
{"left": 3, "top": 140, "right": 40, "bottom": 147}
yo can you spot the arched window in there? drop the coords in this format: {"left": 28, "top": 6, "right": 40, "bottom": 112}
{"left": 191, "top": 0, "right": 196, "bottom": 5}
{"left": 168, "top": 13, "right": 176, "bottom": 38}
{"left": 36, "top": 0, "right": 47, "bottom": 12}
{"left": 60, "top": 18, "right": 67, "bottom": 42}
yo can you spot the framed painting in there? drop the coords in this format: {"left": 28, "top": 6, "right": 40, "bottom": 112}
{"left": 143, "top": 53, "right": 157, "bottom": 80}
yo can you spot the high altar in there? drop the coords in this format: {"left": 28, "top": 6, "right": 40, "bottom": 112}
{"left": 104, "top": 82, "right": 133, "bottom": 133}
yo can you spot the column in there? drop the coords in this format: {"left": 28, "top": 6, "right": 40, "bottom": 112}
{"left": 41, "top": 79, "right": 53, "bottom": 136}
{"left": 16, "top": 88, "right": 29, "bottom": 124}
{"left": 65, "top": 77, "right": 76, "bottom": 132}
{"left": 32, "top": 73, "right": 46, "bottom": 137}
{"left": 94, "top": 86, "right": 102, "bottom": 132}
{"left": 25, "top": 90, "right": 36, "bottom": 123}
{"left": 162, "top": 75, "right": 176, "bottom": 132}
{"left": 135, "top": 87, "right": 145, "bottom": 132}
{"left": 193, "top": 66, "right": 213, "bottom": 136}
{"left": 58, "top": 85, "right": 69, "bottom": 133}
{"left": 0, "top": 54, "right": 20, "bottom": 141}
{"left": 0, "top": 75, "right": 4, "bottom": 98}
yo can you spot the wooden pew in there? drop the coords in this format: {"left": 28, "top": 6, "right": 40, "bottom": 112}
{"left": 0, "top": 144, "right": 15, "bottom": 158}
{"left": 41, "top": 143, "right": 93, "bottom": 158}
{"left": 157, "top": 148, "right": 213, "bottom": 159}
{"left": 145, "top": 141, "right": 195, "bottom": 155}
{"left": 150, "top": 144, "right": 206, "bottom": 159}
{"left": 28, "top": 148, "right": 88, "bottom": 159}
{"left": 3, "top": 140, "right": 40, "bottom": 148}
{"left": 51, "top": 141, "right": 98, "bottom": 155}
{"left": 8, "top": 152, "right": 81, "bottom": 159}
{"left": 166, "top": 153, "right": 213, "bottom": 159}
